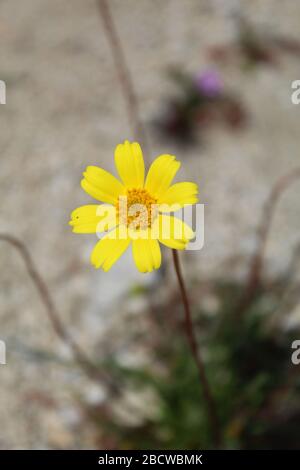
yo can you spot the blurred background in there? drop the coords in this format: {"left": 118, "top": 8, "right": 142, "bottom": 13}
{"left": 1, "top": 0, "right": 300, "bottom": 449}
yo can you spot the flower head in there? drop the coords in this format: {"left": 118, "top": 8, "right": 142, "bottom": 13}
{"left": 195, "top": 70, "right": 223, "bottom": 98}
{"left": 69, "top": 141, "right": 198, "bottom": 273}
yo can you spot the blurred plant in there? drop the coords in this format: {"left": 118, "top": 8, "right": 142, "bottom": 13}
{"left": 154, "top": 68, "right": 246, "bottom": 144}
{"left": 85, "top": 276, "right": 300, "bottom": 449}
{"left": 208, "top": 19, "right": 300, "bottom": 69}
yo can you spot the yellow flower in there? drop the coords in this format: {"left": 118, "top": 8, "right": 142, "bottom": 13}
{"left": 69, "top": 141, "right": 198, "bottom": 273}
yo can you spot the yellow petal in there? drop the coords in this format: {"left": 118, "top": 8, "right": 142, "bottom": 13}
{"left": 69, "top": 205, "right": 117, "bottom": 233}
{"left": 115, "top": 140, "right": 145, "bottom": 188}
{"left": 81, "top": 166, "right": 125, "bottom": 204}
{"left": 145, "top": 154, "right": 181, "bottom": 199}
{"left": 132, "top": 238, "right": 161, "bottom": 273}
{"left": 158, "top": 214, "right": 195, "bottom": 250}
{"left": 158, "top": 182, "right": 198, "bottom": 212}
{"left": 90, "top": 228, "right": 130, "bottom": 271}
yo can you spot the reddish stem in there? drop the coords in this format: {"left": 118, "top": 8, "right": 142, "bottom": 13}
{"left": 172, "top": 249, "right": 221, "bottom": 447}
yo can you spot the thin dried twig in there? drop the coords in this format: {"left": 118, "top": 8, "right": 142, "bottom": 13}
{"left": 236, "top": 168, "right": 300, "bottom": 316}
{"left": 97, "top": 0, "right": 149, "bottom": 156}
{"left": 0, "top": 233, "right": 119, "bottom": 394}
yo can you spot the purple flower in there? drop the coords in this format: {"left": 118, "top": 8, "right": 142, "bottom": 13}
{"left": 195, "top": 70, "right": 223, "bottom": 97}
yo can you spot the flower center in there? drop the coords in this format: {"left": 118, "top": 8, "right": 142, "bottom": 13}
{"left": 117, "top": 188, "right": 158, "bottom": 230}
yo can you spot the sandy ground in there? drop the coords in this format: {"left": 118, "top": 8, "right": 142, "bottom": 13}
{"left": 0, "top": 0, "right": 300, "bottom": 448}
